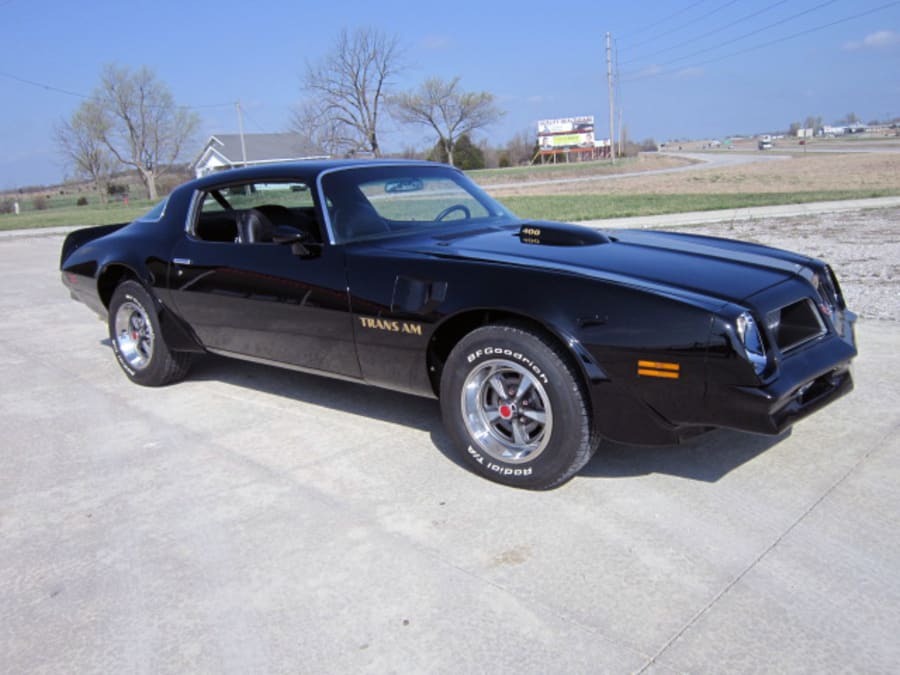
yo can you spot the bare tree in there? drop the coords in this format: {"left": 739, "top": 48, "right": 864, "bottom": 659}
{"left": 300, "top": 27, "right": 402, "bottom": 157}
{"left": 391, "top": 77, "right": 504, "bottom": 167}
{"left": 289, "top": 101, "right": 347, "bottom": 157}
{"left": 803, "top": 115, "right": 823, "bottom": 134}
{"left": 55, "top": 101, "right": 118, "bottom": 203}
{"left": 504, "top": 128, "right": 538, "bottom": 166}
{"left": 91, "top": 64, "right": 199, "bottom": 199}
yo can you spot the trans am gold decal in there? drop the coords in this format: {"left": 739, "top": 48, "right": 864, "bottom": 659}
{"left": 358, "top": 316, "right": 423, "bottom": 336}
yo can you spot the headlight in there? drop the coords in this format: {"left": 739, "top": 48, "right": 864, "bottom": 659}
{"left": 736, "top": 312, "right": 767, "bottom": 375}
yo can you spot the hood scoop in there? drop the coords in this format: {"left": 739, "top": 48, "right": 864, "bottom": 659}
{"left": 518, "top": 222, "right": 610, "bottom": 247}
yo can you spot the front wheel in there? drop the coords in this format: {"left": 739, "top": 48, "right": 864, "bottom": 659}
{"left": 108, "top": 280, "right": 192, "bottom": 386}
{"left": 440, "top": 323, "right": 596, "bottom": 489}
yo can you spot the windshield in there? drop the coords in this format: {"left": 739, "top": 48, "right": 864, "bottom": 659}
{"left": 320, "top": 165, "right": 516, "bottom": 243}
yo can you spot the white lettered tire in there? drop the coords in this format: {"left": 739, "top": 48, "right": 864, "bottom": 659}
{"left": 440, "top": 323, "right": 596, "bottom": 489}
{"left": 108, "top": 280, "right": 192, "bottom": 386}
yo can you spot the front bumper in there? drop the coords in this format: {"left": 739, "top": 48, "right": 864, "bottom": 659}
{"left": 710, "top": 323, "right": 857, "bottom": 436}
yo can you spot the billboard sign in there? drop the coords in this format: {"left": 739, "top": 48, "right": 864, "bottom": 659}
{"left": 538, "top": 116, "right": 595, "bottom": 151}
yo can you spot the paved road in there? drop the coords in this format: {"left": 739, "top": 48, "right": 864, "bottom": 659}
{"left": 3, "top": 235, "right": 899, "bottom": 673}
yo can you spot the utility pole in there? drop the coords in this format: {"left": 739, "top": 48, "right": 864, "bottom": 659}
{"left": 618, "top": 106, "right": 624, "bottom": 158}
{"left": 236, "top": 100, "right": 248, "bottom": 168}
{"left": 606, "top": 32, "right": 615, "bottom": 161}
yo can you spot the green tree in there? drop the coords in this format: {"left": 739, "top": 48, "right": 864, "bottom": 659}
{"left": 427, "top": 134, "right": 485, "bottom": 169}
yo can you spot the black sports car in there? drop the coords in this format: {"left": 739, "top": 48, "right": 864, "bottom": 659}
{"left": 60, "top": 160, "right": 857, "bottom": 489}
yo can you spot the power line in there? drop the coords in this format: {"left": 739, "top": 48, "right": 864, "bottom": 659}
{"left": 0, "top": 70, "right": 89, "bottom": 99}
{"left": 624, "top": 0, "right": 841, "bottom": 75}
{"left": 187, "top": 102, "right": 237, "bottom": 110}
{"left": 622, "top": 0, "right": 900, "bottom": 83}
{"left": 241, "top": 107, "right": 270, "bottom": 134}
{"left": 619, "top": 0, "right": 709, "bottom": 42}
{"left": 620, "top": 0, "right": 789, "bottom": 66}
{"left": 0, "top": 70, "right": 234, "bottom": 111}
{"left": 622, "top": 0, "right": 840, "bottom": 78}
{"left": 622, "top": 0, "right": 741, "bottom": 53}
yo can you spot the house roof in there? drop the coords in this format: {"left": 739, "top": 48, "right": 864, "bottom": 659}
{"left": 191, "top": 133, "right": 321, "bottom": 170}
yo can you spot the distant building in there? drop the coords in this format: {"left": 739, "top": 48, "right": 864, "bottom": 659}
{"left": 190, "top": 133, "right": 327, "bottom": 178}
{"left": 820, "top": 124, "right": 867, "bottom": 137}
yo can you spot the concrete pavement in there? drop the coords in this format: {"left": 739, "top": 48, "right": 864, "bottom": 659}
{"left": 2, "top": 234, "right": 899, "bottom": 673}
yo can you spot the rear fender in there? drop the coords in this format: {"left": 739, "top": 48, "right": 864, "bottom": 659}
{"left": 99, "top": 262, "right": 203, "bottom": 353}
{"left": 60, "top": 223, "right": 129, "bottom": 268}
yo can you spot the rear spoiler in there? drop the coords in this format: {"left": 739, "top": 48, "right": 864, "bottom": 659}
{"left": 59, "top": 222, "right": 128, "bottom": 268}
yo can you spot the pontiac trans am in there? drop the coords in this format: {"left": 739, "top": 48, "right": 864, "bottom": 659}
{"left": 60, "top": 160, "right": 857, "bottom": 489}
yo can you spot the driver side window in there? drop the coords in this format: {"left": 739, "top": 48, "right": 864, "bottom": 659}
{"left": 192, "top": 181, "right": 322, "bottom": 245}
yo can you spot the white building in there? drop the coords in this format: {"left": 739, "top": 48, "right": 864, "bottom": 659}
{"left": 190, "top": 134, "right": 327, "bottom": 178}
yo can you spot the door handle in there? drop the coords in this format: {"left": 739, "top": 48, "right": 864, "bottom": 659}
{"left": 173, "top": 258, "right": 191, "bottom": 265}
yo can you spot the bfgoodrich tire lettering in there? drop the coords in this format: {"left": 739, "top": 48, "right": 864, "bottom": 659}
{"left": 441, "top": 323, "right": 595, "bottom": 489}
{"left": 108, "top": 280, "right": 192, "bottom": 386}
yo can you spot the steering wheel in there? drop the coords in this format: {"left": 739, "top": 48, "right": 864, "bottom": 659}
{"left": 435, "top": 204, "right": 471, "bottom": 221}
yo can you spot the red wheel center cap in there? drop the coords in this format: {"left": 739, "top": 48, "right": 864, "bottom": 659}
{"left": 499, "top": 404, "right": 513, "bottom": 419}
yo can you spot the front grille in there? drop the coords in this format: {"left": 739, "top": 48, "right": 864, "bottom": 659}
{"left": 767, "top": 299, "right": 827, "bottom": 353}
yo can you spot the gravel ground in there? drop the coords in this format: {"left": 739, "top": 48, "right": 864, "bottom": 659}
{"left": 651, "top": 207, "right": 900, "bottom": 322}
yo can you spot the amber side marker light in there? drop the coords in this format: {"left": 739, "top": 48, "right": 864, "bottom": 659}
{"left": 637, "top": 360, "right": 680, "bottom": 379}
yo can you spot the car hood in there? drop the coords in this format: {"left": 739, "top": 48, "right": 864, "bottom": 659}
{"left": 389, "top": 222, "right": 814, "bottom": 305}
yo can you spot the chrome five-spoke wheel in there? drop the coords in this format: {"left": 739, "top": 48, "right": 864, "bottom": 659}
{"left": 114, "top": 299, "right": 154, "bottom": 371}
{"left": 108, "top": 281, "right": 192, "bottom": 386}
{"left": 461, "top": 359, "right": 553, "bottom": 463}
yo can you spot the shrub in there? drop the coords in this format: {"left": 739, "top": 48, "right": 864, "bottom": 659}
{"left": 32, "top": 195, "right": 49, "bottom": 211}
{"left": 0, "top": 200, "right": 13, "bottom": 215}
{"left": 76, "top": 196, "right": 89, "bottom": 206}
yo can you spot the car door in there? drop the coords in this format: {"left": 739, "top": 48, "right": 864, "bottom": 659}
{"left": 166, "top": 181, "right": 362, "bottom": 379}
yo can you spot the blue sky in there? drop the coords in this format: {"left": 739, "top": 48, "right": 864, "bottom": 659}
{"left": 1, "top": 0, "right": 898, "bottom": 188}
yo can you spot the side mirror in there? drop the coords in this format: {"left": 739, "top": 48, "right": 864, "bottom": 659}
{"left": 272, "top": 225, "right": 307, "bottom": 245}
{"left": 272, "top": 225, "right": 320, "bottom": 258}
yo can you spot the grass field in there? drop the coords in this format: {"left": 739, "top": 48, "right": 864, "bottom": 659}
{"left": 0, "top": 199, "right": 154, "bottom": 231}
{"left": 468, "top": 153, "right": 696, "bottom": 183}
{"left": 500, "top": 189, "right": 900, "bottom": 221}
{"left": 2, "top": 150, "right": 898, "bottom": 231}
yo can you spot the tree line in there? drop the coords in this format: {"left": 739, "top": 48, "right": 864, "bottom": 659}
{"left": 58, "top": 27, "right": 505, "bottom": 200}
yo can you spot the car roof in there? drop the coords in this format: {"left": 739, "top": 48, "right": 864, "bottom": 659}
{"left": 188, "top": 159, "right": 452, "bottom": 191}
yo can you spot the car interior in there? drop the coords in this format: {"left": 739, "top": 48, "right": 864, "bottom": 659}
{"left": 192, "top": 183, "right": 322, "bottom": 245}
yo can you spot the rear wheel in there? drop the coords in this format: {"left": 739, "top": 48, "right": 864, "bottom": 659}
{"left": 440, "top": 323, "right": 596, "bottom": 489}
{"left": 108, "top": 281, "right": 192, "bottom": 386}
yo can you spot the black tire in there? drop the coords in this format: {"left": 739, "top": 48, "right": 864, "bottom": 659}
{"left": 108, "top": 280, "right": 192, "bottom": 386}
{"left": 440, "top": 323, "right": 596, "bottom": 489}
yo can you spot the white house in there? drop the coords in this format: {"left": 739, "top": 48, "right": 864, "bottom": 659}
{"left": 190, "top": 133, "right": 328, "bottom": 177}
